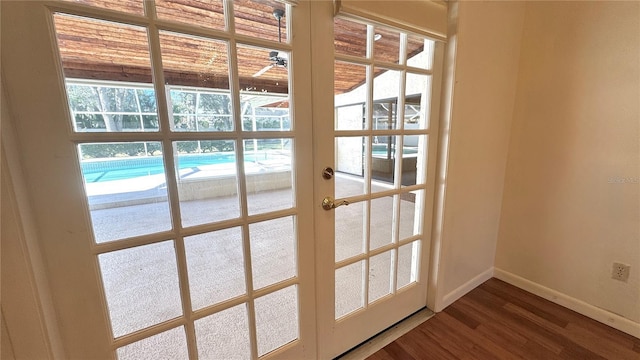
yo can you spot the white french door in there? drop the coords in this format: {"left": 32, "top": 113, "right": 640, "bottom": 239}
{"left": 2, "top": 0, "right": 444, "bottom": 359}
{"left": 3, "top": 0, "right": 316, "bottom": 359}
{"left": 310, "top": 2, "right": 444, "bottom": 358}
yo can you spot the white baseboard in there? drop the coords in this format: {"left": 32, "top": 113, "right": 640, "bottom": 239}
{"left": 438, "top": 267, "right": 494, "bottom": 311}
{"left": 494, "top": 268, "right": 640, "bottom": 339}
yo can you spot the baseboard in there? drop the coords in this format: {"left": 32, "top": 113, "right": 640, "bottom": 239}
{"left": 438, "top": 267, "right": 494, "bottom": 311}
{"left": 494, "top": 268, "right": 640, "bottom": 339}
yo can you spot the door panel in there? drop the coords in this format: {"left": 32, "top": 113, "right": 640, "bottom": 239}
{"left": 1, "top": 0, "right": 315, "bottom": 359}
{"left": 312, "top": 2, "right": 444, "bottom": 357}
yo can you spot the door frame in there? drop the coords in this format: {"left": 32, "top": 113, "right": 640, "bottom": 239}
{"left": 1, "top": 1, "right": 452, "bottom": 359}
{"left": 309, "top": 1, "right": 447, "bottom": 358}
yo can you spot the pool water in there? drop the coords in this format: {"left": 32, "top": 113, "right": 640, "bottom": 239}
{"left": 81, "top": 152, "right": 275, "bottom": 183}
{"left": 371, "top": 144, "right": 419, "bottom": 157}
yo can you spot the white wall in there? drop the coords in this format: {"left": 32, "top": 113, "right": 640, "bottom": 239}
{"left": 434, "top": 1, "right": 525, "bottom": 309}
{"left": 496, "top": 0, "right": 640, "bottom": 333}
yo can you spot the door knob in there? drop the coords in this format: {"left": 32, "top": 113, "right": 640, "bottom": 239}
{"left": 322, "top": 196, "right": 350, "bottom": 210}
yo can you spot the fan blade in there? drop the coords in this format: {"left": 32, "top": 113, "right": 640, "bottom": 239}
{"left": 253, "top": 64, "right": 274, "bottom": 77}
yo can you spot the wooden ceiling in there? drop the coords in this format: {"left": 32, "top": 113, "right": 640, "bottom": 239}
{"left": 55, "top": 0, "right": 425, "bottom": 96}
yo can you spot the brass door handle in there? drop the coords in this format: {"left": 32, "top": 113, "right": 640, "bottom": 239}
{"left": 322, "top": 196, "right": 350, "bottom": 210}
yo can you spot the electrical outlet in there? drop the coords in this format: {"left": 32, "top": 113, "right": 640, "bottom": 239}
{"left": 611, "top": 262, "right": 630, "bottom": 282}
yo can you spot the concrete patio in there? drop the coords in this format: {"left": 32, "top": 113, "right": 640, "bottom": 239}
{"left": 87, "top": 170, "right": 422, "bottom": 359}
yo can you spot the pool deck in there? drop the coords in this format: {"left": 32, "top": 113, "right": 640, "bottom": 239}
{"left": 88, "top": 170, "right": 421, "bottom": 357}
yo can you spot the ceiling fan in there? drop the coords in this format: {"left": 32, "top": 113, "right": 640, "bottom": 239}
{"left": 253, "top": 8, "right": 287, "bottom": 78}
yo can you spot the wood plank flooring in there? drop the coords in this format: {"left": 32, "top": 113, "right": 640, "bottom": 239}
{"left": 366, "top": 278, "right": 640, "bottom": 360}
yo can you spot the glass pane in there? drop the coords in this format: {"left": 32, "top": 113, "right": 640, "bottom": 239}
{"left": 369, "top": 196, "right": 394, "bottom": 251}
{"left": 372, "top": 100, "right": 398, "bottom": 131}
{"left": 137, "top": 89, "right": 158, "bottom": 112}
{"left": 168, "top": 90, "right": 233, "bottom": 132}
{"left": 195, "top": 304, "right": 251, "bottom": 359}
{"left": 401, "top": 135, "right": 427, "bottom": 187}
{"left": 249, "top": 216, "right": 297, "bottom": 290}
{"left": 199, "top": 92, "right": 233, "bottom": 122}
{"left": 175, "top": 140, "right": 241, "bottom": 227}
{"left": 67, "top": 83, "right": 160, "bottom": 132}
{"left": 155, "top": 0, "right": 225, "bottom": 31}
{"left": 335, "top": 172, "right": 366, "bottom": 200}
{"left": 159, "top": 32, "right": 232, "bottom": 132}
{"left": 237, "top": 44, "right": 289, "bottom": 94}
{"left": 334, "top": 61, "right": 367, "bottom": 100}
{"left": 397, "top": 240, "right": 421, "bottom": 289}
{"left": 185, "top": 227, "right": 246, "bottom": 310}
{"left": 99, "top": 241, "right": 182, "bottom": 337}
{"left": 60, "top": 0, "right": 143, "bottom": 15}
{"left": 406, "top": 73, "right": 431, "bottom": 130}
{"left": 142, "top": 115, "right": 159, "bottom": 130}
{"left": 336, "top": 104, "right": 364, "bottom": 131}
{"left": 369, "top": 250, "right": 393, "bottom": 303}
{"left": 244, "top": 138, "right": 293, "bottom": 215}
{"left": 335, "top": 261, "right": 364, "bottom": 319}
{"left": 373, "top": 68, "right": 401, "bottom": 113}
{"left": 79, "top": 142, "right": 172, "bottom": 243}
{"left": 255, "top": 286, "right": 299, "bottom": 356}
{"left": 407, "top": 35, "right": 435, "bottom": 70}
{"left": 335, "top": 201, "right": 365, "bottom": 262}
{"left": 240, "top": 93, "right": 290, "bottom": 131}
{"left": 373, "top": 26, "right": 400, "bottom": 63}
{"left": 117, "top": 327, "right": 188, "bottom": 360}
{"left": 371, "top": 135, "right": 398, "bottom": 193}
{"left": 334, "top": 17, "right": 367, "bottom": 58}
{"left": 54, "top": 15, "right": 154, "bottom": 132}
{"left": 169, "top": 90, "right": 192, "bottom": 131}
{"left": 159, "top": 31, "right": 229, "bottom": 89}
{"left": 235, "top": 0, "right": 288, "bottom": 43}
{"left": 335, "top": 136, "right": 366, "bottom": 198}
{"left": 399, "top": 190, "right": 423, "bottom": 240}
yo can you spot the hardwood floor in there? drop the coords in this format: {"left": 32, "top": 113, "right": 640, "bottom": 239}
{"left": 366, "top": 279, "right": 640, "bottom": 360}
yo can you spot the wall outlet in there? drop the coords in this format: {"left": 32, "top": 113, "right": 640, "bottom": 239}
{"left": 611, "top": 262, "right": 630, "bottom": 282}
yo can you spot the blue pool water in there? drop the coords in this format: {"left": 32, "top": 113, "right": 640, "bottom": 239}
{"left": 371, "top": 144, "right": 419, "bottom": 156}
{"left": 81, "top": 153, "right": 265, "bottom": 183}
{"left": 81, "top": 147, "right": 414, "bottom": 183}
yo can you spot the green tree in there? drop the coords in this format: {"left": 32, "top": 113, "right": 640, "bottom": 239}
{"left": 67, "top": 84, "right": 159, "bottom": 132}
{"left": 94, "top": 87, "right": 137, "bottom": 131}
{"left": 198, "top": 93, "right": 232, "bottom": 131}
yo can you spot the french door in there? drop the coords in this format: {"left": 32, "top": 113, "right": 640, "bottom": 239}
{"left": 2, "top": 0, "right": 443, "bottom": 359}
{"left": 310, "top": 2, "right": 444, "bottom": 358}
{"left": 3, "top": 1, "right": 315, "bottom": 359}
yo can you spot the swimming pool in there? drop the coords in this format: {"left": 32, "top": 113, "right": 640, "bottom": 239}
{"left": 80, "top": 146, "right": 414, "bottom": 183}
{"left": 371, "top": 144, "right": 419, "bottom": 156}
{"left": 81, "top": 152, "right": 286, "bottom": 183}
